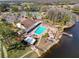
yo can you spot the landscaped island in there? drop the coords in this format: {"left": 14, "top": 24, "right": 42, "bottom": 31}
{"left": 0, "top": 2, "right": 76, "bottom": 58}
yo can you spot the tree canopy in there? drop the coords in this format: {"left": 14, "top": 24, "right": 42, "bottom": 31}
{"left": 0, "top": 4, "right": 10, "bottom": 12}
{"left": 22, "top": 3, "right": 41, "bottom": 11}
{"left": 46, "top": 7, "right": 76, "bottom": 26}
{"left": 72, "top": 3, "right": 79, "bottom": 14}
{"left": 11, "top": 5, "right": 19, "bottom": 12}
{"left": 0, "top": 20, "right": 17, "bottom": 40}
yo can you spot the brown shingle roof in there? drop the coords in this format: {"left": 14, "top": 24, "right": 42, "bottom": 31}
{"left": 21, "top": 19, "right": 36, "bottom": 29}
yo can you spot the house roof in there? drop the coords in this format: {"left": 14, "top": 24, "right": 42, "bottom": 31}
{"left": 21, "top": 19, "right": 36, "bottom": 29}
{"left": 16, "top": 23, "right": 26, "bottom": 29}
{"left": 24, "top": 37, "right": 36, "bottom": 45}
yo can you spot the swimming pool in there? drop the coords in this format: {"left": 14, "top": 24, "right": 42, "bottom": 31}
{"left": 34, "top": 25, "right": 47, "bottom": 35}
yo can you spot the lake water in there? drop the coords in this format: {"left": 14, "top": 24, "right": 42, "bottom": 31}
{"left": 44, "top": 17, "right": 79, "bottom": 58}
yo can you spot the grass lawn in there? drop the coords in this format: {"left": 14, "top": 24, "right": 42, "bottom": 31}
{"left": 8, "top": 46, "right": 32, "bottom": 58}
{"left": 23, "top": 51, "right": 38, "bottom": 58}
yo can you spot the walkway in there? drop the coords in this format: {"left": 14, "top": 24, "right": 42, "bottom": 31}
{"left": 36, "top": 38, "right": 42, "bottom": 46}
{"left": 20, "top": 50, "right": 33, "bottom": 58}
{"left": 2, "top": 45, "right": 8, "bottom": 58}
{"left": 31, "top": 45, "right": 41, "bottom": 56}
{"left": 0, "top": 40, "right": 1, "bottom": 58}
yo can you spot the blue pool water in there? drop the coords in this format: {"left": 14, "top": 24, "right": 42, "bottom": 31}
{"left": 34, "top": 26, "right": 47, "bottom": 35}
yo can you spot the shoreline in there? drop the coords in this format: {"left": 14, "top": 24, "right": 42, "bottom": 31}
{"left": 39, "top": 42, "right": 61, "bottom": 58}
{"left": 64, "top": 22, "right": 75, "bottom": 30}
{"left": 37, "top": 34, "right": 62, "bottom": 58}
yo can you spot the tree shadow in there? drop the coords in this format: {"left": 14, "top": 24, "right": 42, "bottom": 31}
{"left": 7, "top": 40, "right": 29, "bottom": 51}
